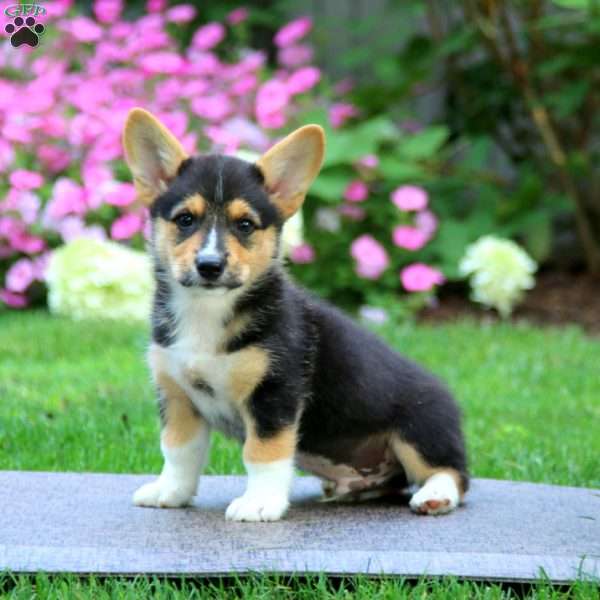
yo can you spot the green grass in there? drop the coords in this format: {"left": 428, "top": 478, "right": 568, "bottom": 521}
{"left": 1, "top": 311, "right": 599, "bottom": 597}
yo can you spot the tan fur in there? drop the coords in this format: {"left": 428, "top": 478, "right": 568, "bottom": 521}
{"left": 243, "top": 424, "right": 297, "bottom": 463}
{"left": 225, "top": 226, "right": 278, "bottom": 286}
{"left": 390, "top": 435, "right": 464, "bottom": 496}
{"left": 148, "top": 345, "right": 204, "bottom": 448}
{"left": 123, "top": 108, "right": 187, "bottom": 206}
{"left": 227, "top": 198, "right": 261, "bottom": 225}
{"left": 227, "top": 345, "right": 270, "bottom": 405}
{"left": 256, "top": 125, "right": 325, "bottom": 220}
{"left": 219, "top": 312, "right": 252, "bottom": 352}
{"left": 172, "top": 230, "right": 202, "bottom": 277}
{"left": 172, "top": 193, "right": 207, "bottom": 219}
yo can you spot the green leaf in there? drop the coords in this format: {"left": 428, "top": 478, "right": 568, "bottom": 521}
{"left": 378, "top": 157, "right": 428, "bottom": 181}
{"left": 309, "top": 171, "right": 349, "bottom": 202}
{"left": 397, "top": 126, "right": 449, "bottom": 160}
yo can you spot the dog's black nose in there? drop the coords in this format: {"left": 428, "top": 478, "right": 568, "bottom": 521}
{"left": 195, "top": 255, "right": 225, "bottom": 281}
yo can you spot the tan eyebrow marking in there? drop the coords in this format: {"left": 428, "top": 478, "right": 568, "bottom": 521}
{"left": 227, "top": 198, "right": 261, "bottom": 226}
{"left": 169, "top": 193, "right": 207, "bottom": 219}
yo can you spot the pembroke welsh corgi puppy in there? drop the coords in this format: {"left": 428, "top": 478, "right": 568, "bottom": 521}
{"left": 123, "top": 108, "right": 468, "bottom": 522}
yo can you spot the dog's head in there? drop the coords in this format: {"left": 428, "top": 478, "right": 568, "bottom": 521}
{"left": 123, "top": 108, "right": 325, "bottom": 292}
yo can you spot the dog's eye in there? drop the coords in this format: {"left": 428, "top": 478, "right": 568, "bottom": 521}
{"left": 174, "top": 213, "right": 194, "bottom": 230}
{"left": 235, "top": 219, "right": 255, "bottom": 235}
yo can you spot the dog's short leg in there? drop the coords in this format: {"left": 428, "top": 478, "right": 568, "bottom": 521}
{"left": 133, "top": 372, "right": 210, "bottom": 508}
{"left": 391, "top": 436, "right": 465, "bottom": 516}
{"left": 225, "top": 426, "right": 296, "bottom": 522}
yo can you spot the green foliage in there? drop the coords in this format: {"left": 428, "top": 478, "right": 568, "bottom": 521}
{"left": 330, "top": 0, "right": 600, "bottom": 276}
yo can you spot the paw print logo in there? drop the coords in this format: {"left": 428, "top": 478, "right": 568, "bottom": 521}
{"left": 5, "top": 16, "right": 45, "bottom": 48}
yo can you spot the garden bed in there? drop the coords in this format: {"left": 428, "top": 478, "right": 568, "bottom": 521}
{"left": 421, "top": 271, "right": 600, "bottom": 335}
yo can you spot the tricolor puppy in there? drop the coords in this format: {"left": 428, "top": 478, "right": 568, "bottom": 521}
{"left": 123, "top": 108, "right": 468, "bottom": 522}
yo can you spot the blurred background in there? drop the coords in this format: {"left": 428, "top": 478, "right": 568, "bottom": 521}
{"left": 1, "top": 0, "right": 599, "bottom": 331}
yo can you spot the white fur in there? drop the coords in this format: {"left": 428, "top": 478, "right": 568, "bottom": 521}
{"left": 162, "top": 284, "right": 245, "bottom": 436}
{"left": 133, "top": 422, "right": 211, "bottom": 507}
{"left": 409, "top": 472, "right": 460, "bottom": 515}
{"left": 226, "top": 458, "right": 294, "bottom": 522}
{"left": 198, "top": 226, "right": 219, "bottom": 257}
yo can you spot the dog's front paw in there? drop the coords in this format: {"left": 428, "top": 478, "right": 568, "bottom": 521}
{"left": 133, "top": 478, "right": 195, "bottom": 508}
{"left": 409, "top": 472, "right": 459, "bottom": 516}
{"left": 225, "top": 493, "right": 289, "bottom": 522}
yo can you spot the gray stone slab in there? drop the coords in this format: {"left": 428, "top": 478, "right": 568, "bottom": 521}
{"left": 0, "top": 471, "right": 598, "bottom": 583}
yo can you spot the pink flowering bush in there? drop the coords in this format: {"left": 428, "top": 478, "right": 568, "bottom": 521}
{"left": 288, "top": 115, "right": 452, "bottom": 311}
{"left": 0, "top": 2, "right": 326, "bottom": 308}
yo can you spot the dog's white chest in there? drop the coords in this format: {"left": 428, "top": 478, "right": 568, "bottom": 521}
{"left": 162, "top": 292, "right": 246, "bottom": 440}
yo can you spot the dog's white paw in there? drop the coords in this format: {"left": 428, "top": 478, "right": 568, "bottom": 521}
{"left": 133, "top": 478, "right": 195, "bottom": 508}
{"left": 225, "top": 493, "right": 289, "bottom": 522}
{"left": 409, "top": 472, "right": 460, "bottom": 516}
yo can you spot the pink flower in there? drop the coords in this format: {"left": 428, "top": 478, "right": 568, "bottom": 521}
{"left": 400, "top": 263, "right": 445, "bottom": 292}
{"left": 47, "top": 178, "right": 87, "bottom": 220}
{"left": 344, "top": 180, "right": 368, "bottom": 203}
{"left": 358, "top": 154, "right": 379, "bottom": 169}
{"left": 140, "top": 51, "right": 185, "bottom": 74}
{"left": 339, "top": 204, "right": 365, "bottom": 221}
{"left": 146, "top": 0, "right": 167, "bottom": 12}
{"left": 9, "top": 170, "right": 43, "bottom": 190}
{"left": 111, "top": 213, "right": 144, "bottom": 240}
{"left": 93, "top": 0, "right": 123, "bottom": 23}
{"left": 191, "top": 93, "right": 233, "bottom": 122}
{"left": 290, "top": 243, "right": 315, "bottom": 264}
{"left": 334, "top": 78, "right": 354, "bottom": 95}
{"left": 192, "top": 22, "right": 226, "bottom": 50}
{"left": 6, "top": 258, "right": 36, "bottom": 293}
{"left": 391, "top": 185, "right": 428, "bottom": 211}
{"left": 0, "top": 289, "right": 27, "bottom": 308}
{"left": 350, "top": 235, "right": 389, "bottom": 280}
{"left": 329, "top": 103, "right": 359, "bottom": 128}
{"left": 392, "top": 226, "right": 429, "bottom": 251}
{"left": 1, "top": 189, "right": 40, "bottom": 224}
{"left": 104, "top": 183, "right": 137, "bottom": 207}
{"left": 57, "top": 217, "right": 106, "bottom": 243}
{"left": 0, "top": 139, "right": 14, "bottom": 172}
{"left": 166, "top": 4, "right": 197, "bottom": 23}
{"left": 286, "top": 66, "right": 321, "bottom": 95}
{"left": 204, "top": 126, "right": 240, "bottom": 153}
{"left": 231, "top": 73, "right": 257, "bottom": 96}
{"left": 415, "top": 210, "right": 438, "bottom": 238}
{"left": 274, "top": 17, "right": 312, "bottom": 48}
{"left": 256, "top": 79, "right": 290, "bottom": 129}
{"left": 227, "top": 7, "right": 249, "bottom": 25}
{"left": 278, "top": 44, "right": 313, "bottom": 68}
{"left": 39, "top": 145, "right": 71, "bottom": 173}
{"left": 65, "top": 17, "right": 103, "bottom": 42}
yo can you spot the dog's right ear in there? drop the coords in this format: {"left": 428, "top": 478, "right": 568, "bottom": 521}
{"left": 123, "top": 108, "right": 188, "bottom": 206}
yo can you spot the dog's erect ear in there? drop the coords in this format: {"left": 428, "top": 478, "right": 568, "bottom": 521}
{"left": 256, "top": 125, "right": 325, "bottom": 220}
{"left": 122, "top": 108, "right": 188, "bottom": 206}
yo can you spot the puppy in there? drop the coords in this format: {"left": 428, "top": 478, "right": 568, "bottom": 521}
{"left": 123, "top": 108, "right": 468, "bottom": 522}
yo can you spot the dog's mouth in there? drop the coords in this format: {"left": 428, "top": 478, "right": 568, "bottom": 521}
{"left": 178, "top": 273, "right": 242, "bottom": 291}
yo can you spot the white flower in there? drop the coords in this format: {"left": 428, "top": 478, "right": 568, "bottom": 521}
{"left": 46, "top": 238, "right": 153, "bottom": 321}
{"left": 281, "top": 210, "right": 304, "bottom": 255}
{"left": 314, "top": 207, "right": 341, "bottom": 232}
{"left": 459, "top": 235, "right": 537, "bottom": 317}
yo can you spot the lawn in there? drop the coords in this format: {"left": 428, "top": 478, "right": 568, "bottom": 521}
{"left": 0, "top": 311, "right": 599, "bottom": 598}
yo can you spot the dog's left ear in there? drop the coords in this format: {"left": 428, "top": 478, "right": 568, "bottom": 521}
{"left": 122, "top": 108, "right": 188, "bottom": 206}
{"left": 256, "top": 125, "right": 325, "bottom": 220}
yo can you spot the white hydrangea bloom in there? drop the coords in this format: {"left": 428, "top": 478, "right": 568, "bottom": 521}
{"left": 46, "top": 238, "right": 153, "bottom": 321}
{"left": 459, "top": 235, "right": 537, "bottom": 317}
